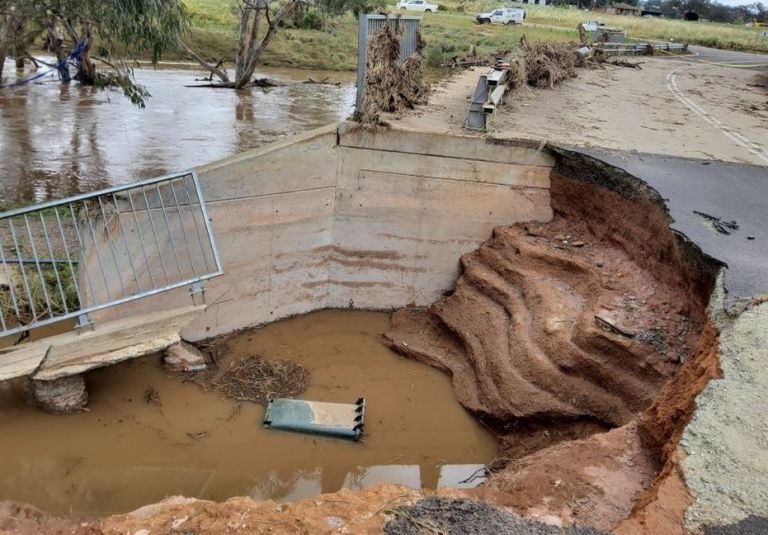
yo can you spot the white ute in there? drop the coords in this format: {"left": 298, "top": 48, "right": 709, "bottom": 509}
{"left": 476, "top": 7, "right": 525, "bottom": 24}
{"left": 398, "top": 0, "right": 439, "bottom": 11}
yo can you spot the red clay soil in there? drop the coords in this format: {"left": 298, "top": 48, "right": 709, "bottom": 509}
{"left": 381, "top": 173, "right": 718, "bottom": 530}
{"left": 383, "top": 175, "right": 708, "bottom": 429}
{"left": 471, "top": 422, "right": 657, "bottom": 531}
{"left": 0, "top": 486, "right": 430, "bottom": 534}
{"left": 615, "top": 320, "right": 721, "bottom": 535}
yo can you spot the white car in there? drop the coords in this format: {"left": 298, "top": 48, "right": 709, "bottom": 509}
{"left": 398, "top": 0, "right": 439, "bottom": 12}
{"left": 476, "top": 7, "right": 525, "bottom": 24}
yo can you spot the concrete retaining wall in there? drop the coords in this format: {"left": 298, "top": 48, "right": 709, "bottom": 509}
{"left": 94, "top": 124, "right": 554, "bottom": 340}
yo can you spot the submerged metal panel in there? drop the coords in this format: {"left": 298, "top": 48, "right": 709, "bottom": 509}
{"left": 263, "top": 398, "right": 366, "bottom": 440}
{"left": 356, "top": 14, "right": 422, "bottom": 111}
{"left": 0, "top": 171, "right": 223, "bottom": 337}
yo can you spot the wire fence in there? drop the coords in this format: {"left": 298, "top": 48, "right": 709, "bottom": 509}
{"left": 0, "top": 171, "right": 222, "bottom": 337}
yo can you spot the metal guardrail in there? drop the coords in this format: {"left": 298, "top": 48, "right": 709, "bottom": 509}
{"left": 596, "top": 42, "right": 689, "bottom": 56}
{"left": 0, "top": 171, "right": 222, "bottom": 337}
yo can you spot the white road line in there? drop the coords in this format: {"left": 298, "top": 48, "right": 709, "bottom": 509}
{"left": 665, "top": 66, "right": 768, "bottom": 165}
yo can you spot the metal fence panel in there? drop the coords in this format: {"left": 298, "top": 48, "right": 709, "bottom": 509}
{"left": 356, "top": 14, "right": 422, "bottom": 111}
{"left": 0, "top": 171, "right": 222, "bottom": 337}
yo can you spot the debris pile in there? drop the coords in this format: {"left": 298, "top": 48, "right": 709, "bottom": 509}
{"left": 213, "top": 356, "right": 310, "bottom": 404}
{"left": 520, "top": 38, "right": 580, "bottom": 89}
{"left": 357, "top": 19, "right": 429, "bottom": 124}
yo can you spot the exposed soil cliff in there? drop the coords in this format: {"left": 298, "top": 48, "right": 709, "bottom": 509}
{"left": 381, "top": 171, "right": 720, "bottom": 531}
{"left": 383, "top": 172, "right": 713, "bottom": 428}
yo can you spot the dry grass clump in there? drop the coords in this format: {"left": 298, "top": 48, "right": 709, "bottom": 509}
{"left": 0, "top": 266, "right": 80, "bottom": 328}
{"left": 357, "top": 19, "right": 429, "bottom": 124}
{"left": 213, "top": 356, "right": 310, "bottom": 404}
{"left": 519, "top": 37, "right": 580, "bottom": 89}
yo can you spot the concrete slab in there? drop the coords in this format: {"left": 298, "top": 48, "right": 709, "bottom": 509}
{"left": 0, "top": 341, "right": 51, "bottom": 382}
{"left": 33, "top": 305, "right": 204, "bottom": 381}
{"left": 0, "top": 306, "right": 204, "bottom": 383}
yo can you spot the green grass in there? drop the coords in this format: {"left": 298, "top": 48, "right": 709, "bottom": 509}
{"left": 179, "top": 0, "right": 576, "bottom": 71}
{"left": 180, "top": 0, "right": 359, "bottom": 70}
{"left": 176, "top": 0, "right": 767, "bottom": 71}
{"left": 520, "top": 4, "right": 768, "bottom": 53}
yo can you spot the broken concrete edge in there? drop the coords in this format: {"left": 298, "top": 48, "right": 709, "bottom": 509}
{"left": 162, "top": 340, "right": 210, "bottom": 373}
{"left": 0, "top": 307, "right": 207, "bottom": 413}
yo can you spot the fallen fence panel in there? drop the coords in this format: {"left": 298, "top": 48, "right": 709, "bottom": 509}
{"left": 0, "top": 171, "right": 222, "bottom": 337}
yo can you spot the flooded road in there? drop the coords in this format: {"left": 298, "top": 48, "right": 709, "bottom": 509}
{"left": 0, "top": 311, "right": 497, "bottom": 516}
{"left": 0, "top": 60, "right": 355, "bottom": 206}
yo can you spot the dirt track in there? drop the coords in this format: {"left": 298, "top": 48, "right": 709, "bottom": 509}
{"left": 393, "top": 58, "right": 768, "bottom": 165}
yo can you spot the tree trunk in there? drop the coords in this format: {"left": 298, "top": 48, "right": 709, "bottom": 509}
{"left": 46, "top": 22, "right": 71, "bottom": 82}
{"left": 0, "top": 15, "right": 8, "bottom": 82}
{"left": 233, "top": 0, "right": 300, "bottom": 89}
{"left": 0, "top": 46, "right": 6, "bottom": 82}
{"left": 182, "top": 0, "right": 300, "bottom": 90}
{"left": 76, "top": 35, "right": 97, "bottom": 85}
{"left": 179, "top": 40, "right": 231, "bottom": 85}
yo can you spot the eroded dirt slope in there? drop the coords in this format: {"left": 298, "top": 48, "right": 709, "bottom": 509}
{"left": 383, "top": 174, "right": 709, "bottom": 430}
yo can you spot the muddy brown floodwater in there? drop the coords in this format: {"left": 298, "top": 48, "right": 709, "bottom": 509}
{"left": 0, "top": 60, "right": 355, "bottom": 206}
{"left": 0, "top": 310, "right": 497, "bottom": 516}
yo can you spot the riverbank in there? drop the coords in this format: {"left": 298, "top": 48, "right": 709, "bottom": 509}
{"left": 173, "top": 0, "right": 768, "bottom": 72}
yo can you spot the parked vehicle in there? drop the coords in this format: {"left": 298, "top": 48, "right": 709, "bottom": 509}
{"left": 476, "top": 7, "right": 525, "bottom": 25}
{"left": 398, "top": 0, "right": 439, "bottom": 12}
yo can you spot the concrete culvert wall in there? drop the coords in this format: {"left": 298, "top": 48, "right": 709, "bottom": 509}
{"left": 91, "top": 124, "right": 553, "bottom": 340}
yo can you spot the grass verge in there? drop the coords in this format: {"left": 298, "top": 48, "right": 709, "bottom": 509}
{"left": 177, "top": 0, "right": 766, "bottom": 72}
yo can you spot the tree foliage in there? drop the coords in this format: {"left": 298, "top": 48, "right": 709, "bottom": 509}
{"left": 0, "top": 0, "right": 188, "bottom": 106}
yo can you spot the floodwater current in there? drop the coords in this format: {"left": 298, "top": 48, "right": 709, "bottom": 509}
{"left": 0, "top": 311, "right": 498, "bottom": 516}
{"left": 0, "top": 59, "right": 356, "bottom": 205}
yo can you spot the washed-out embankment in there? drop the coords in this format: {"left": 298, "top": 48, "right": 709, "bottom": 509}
{"left": 1, "top": 124, "right": 728, "bottom": 533}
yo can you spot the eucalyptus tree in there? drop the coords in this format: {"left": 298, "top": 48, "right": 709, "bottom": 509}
{"left": 1, "top": 0, "right": 188, "bottom": 106}
{"left": 182, "top": 0, "right": 303, "bottom": 89}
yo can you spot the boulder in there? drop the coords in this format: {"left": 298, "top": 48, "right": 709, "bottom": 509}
{"left": 31, "top": 375, "right": 88, "bottom": 414}
{"left": 163, "top": 341, "right": 208, "bottom": 373}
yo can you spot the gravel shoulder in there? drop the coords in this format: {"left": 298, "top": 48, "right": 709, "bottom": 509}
{"left": 682, "top": 299, "right": 768, "bottom": 533}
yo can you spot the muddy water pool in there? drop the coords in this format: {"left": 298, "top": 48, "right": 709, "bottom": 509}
{"left": 0, "top": 310, "right": 497, "bottom": 516}
{"left": 0, "top": 60, "right": 355, "bottom": 205}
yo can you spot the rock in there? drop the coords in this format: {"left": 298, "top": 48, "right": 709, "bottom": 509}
{"left": 31, "top": 375, "right": 88, "bottom": 414}
{"left": 163, "top": 341, "right": 208, "bottom": 373}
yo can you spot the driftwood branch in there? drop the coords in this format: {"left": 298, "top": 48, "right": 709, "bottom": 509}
{"left": 178, "top": 39, "right": 230, "bottom": 84}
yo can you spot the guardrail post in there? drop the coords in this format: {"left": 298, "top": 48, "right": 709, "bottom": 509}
{"left": 76, "top": 313, "right": 94, "bottom": 334}
{"left": 189, "top": 282, "right": 206, "bottom": 306}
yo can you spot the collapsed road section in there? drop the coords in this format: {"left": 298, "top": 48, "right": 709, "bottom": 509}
{"left": 0, "top": 125, "right": 765, "bottom": 534}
